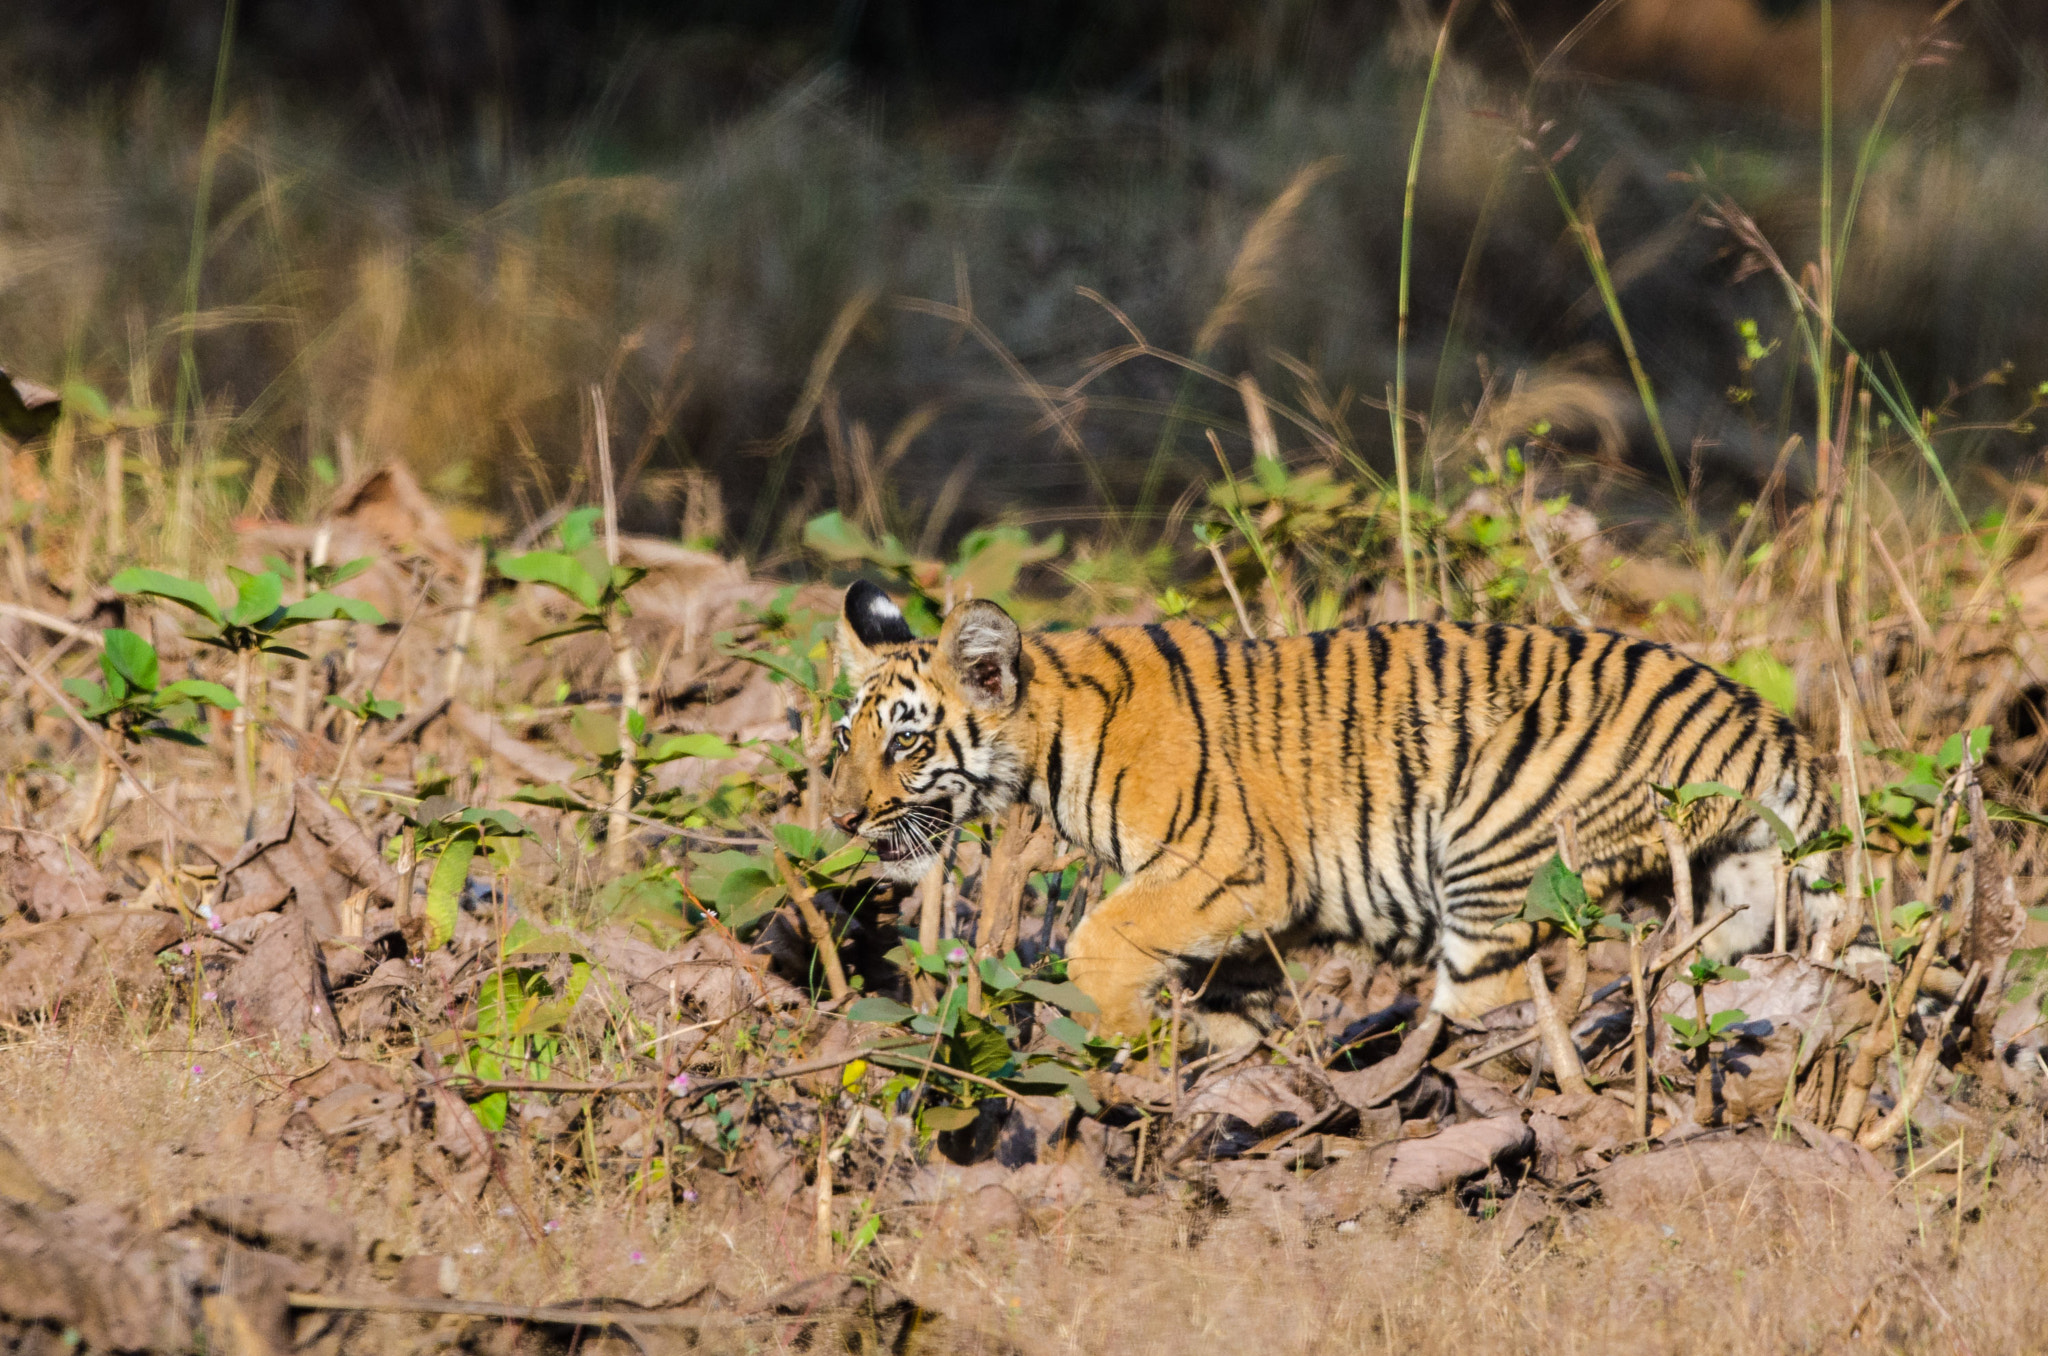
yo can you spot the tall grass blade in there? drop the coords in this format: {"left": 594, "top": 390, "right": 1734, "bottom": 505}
{"left": 1390, "top": 3, "right": 1464, "bottom": 617}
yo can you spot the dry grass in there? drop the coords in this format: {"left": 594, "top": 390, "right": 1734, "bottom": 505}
{"left": 9, "top": 1010, "right": 2048, "bottom": 1355}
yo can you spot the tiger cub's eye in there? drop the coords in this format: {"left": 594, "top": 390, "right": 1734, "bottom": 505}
{"left": 889, "top": 730, "right": 919, "bottom": 756}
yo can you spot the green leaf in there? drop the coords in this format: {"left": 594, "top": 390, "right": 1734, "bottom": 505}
{"left": 457, "top": 807, "right": 533, "bottom": 839}
{"left": 1707, "top": 1008, "right": 1749, "bottom": 1035}
{"left": 424, "top": 839, "right": 478, "bottom": 950}
{"left": 1721, "top": 648, "right": 1796, "bottom": 716}
{"left": 496, "top": 550, "right": 604, "bottom": 610}
{"left": 224, "top": 568, "right": 285, "bottom": 627}
{"left": 846, "top": 995, "right": 917, "bottom": 1024}
{"left": 951, "top": 1014, "right": 1016, "bottom": 1077}
{"left": 1937, "top": 726, "right": 1992, "bottom": 771}
{"left": 99, "top": 628, "right": 159, "bottom": 693}
{"left": 503, "top": 922, "right": 586, "bottom": 958}
{"left": 918, "top": 1105, "right": 980, "bottom": 1134}
{"left": 730, "top": 647, "right": 819, "bottom": 693}
{"left": 281, "top": 591, "right": 385, "bottom": 627}
{"left": 810, "top": 837, "right": 870, "bottom": 880}
{"left": 63, "top": 677, "right": 115, "bottom": 719}
{"left": 507, "top": 783, "right": 599, "bottom": 813}
{"left": 321, "top": 557, "right": 374, "bottom": 587}
{"left": 1045, "top": 1015, "right": 1092, "bottom": 1051}
{"left": 109, "top": 567, "right": 221, "bottom": 624}
{"left": 559, "top": 506, "right": 602, "bottom": 552}
{"left": 569, "top": 707, "right": 620, "bottom": 759}
{"left": 1016, "top": 978, "right": 1099, "bottom": 1014}
{"left": 607, "top": 565, "right": 649, "bottom": 601}
{"left": 1521, "top": 854, "right": 1589, "bottom": 931}
{"left": 979, "top": 957, "right": 1022, "bottom": 992}
{"left": 641, "top": 732, "right": 736, "bottom": 763}
{"left": 772, "top": 822, "right": 818, "bottom": 860}
{"left": 803, "top": 510, "right": 914, "bottom": 569}
{"left": 528, "top": 618, "right": 609, "bottom": 645}
{"left": 1988, "top": 800, "right": 2048, "bottom": 830}
{"left": 1004, "top": 1060, "right": 1101, "bottom": 1114}
{"left": 156, "top": 679, "right": 239, "bottom": 710}
{"left": 470, "top": 1089, "right": 508, "bottom": 1133}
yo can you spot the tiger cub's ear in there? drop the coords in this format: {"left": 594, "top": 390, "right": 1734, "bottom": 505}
{"left": 939, "top": 599, "right": 1021, "bottom": 711}
{"left": 838, "top": 581, "right": 913, "bottom": 682}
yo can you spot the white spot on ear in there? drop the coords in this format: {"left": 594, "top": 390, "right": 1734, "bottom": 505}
{"left": 864, "top": 592, "right": 904, "bottom": 627}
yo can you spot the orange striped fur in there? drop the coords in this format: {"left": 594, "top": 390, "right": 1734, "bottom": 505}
{"left": 828, "top": 582, "right": 1831, "bottom": 1042}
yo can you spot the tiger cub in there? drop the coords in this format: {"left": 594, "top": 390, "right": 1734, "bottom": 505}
{"left": 827, "top": 581, "right": 1830, "bottom": 1042}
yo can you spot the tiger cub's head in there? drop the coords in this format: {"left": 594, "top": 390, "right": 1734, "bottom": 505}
{"left": 827, "top": 582, "right": 1030, "bottom": 881}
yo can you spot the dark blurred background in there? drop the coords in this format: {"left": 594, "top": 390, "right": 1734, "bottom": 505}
{"left": 4, "top": 1, "right": 2045, "bottom": 550}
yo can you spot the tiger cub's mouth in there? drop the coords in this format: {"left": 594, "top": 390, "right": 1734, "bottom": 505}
{"left": 863, "top": 807, "right": 952, "bottom": 867}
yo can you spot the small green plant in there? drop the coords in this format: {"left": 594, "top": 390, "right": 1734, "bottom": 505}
{"left": 510, "top": 707, "right": 739, "bottom": 835}
{"left": 409, "top": 802, "right": 536, "bottom": 950}
{"left": 111, "top": 565, "right": 384, "bottom": 816}
{"left": 451, "top": 919, "right": 592, "bottom": 1131}
{"left": 62, "top": 628, "right": 238, "bottom": 843}
{"left": 1516, "top": 852, "right": 1624, "bottom": 945}
{"left": 325, "top": 693, "right": 404, "bottom": 724}
{"left": 845, "top": 945, "right": 1106, "bottom": 1134}
{"left": 497, "top": 506, "right": 651, "bottom": 872}
{"left": 1669, "top": 957, "right": 1750, "bottom": 1126}
{"left": 494, "top": 508, "right": 648, "bottom": 643}
{"left": 683, "top": 822, "right": 867, "bottom": 941}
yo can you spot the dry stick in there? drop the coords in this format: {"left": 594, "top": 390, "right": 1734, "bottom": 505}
{"left": 231, "top": 647, "right": 256, "bottom": 824}
{"left": 1628, "top": 925, "right": 1654, "bottom": 1143}
{"left": 0, "top": 635, "right": 222, "bottom": 866}
{"left": 1201, "top": 531, "right": 1255, "bottom": 637}
{"left": 1524, "top": 953, "right": 1591, "bottom": 1096}
{"left": 441, "top": 544, "right": 484, "bottom": 699}
{"left": 813, "top": 1107, "right": 836, "bottom": 1270}
{"left": 773, "top": 852, "right": 851, "bottom": 1004}
{"left": 1772, "top": 855, "right": 1791, "bottom": 955}
{"left": 289, "top": 526, "right": 325, "bottom": 730}
{"left": 1857, "top": 962, "right": 1978, "bottom": 1153}
{"left": 912, "top": 855, "right": 946, "bottom": 1010}
{"left": 593, "top": 384, "right": 642, "bottom": 877}
{"left": 1823, "top": 674, "right": 1872, "bottom": 963}
{"left": 972, "top": 806, "right": 1058, "bottom": 1016}
{"left": 1656, "top": 815, "right": 1696, "bottom": 936}
{"left": 1648, "top": 905, "right": 1741, "bottom": 978}
{"left": 1833, "top": 907, "right": 1951, "bottom": 1138}
{"left": 0, "top": 602, "right": 104, "bottom": 646}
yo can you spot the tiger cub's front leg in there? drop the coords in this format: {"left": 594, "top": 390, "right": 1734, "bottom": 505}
{"left": 1065, "top": 872, "right": 1283, "bottom": 1047}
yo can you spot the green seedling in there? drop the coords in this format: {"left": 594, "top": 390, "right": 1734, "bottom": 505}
{"left": 1664, "top": 1007, "right": 1751, "bottom": 1052}
{"left": 846, "top": 947, "right": 1105, "bottom": 1134}
{"left": 497, "top": 506, "right": 652, "bottom": 872}
{"left": 494, "top": 508, "right": 647, "bottom": 643}
{"left": 453, "top": 918, "right": 592, "bottom": 1131}
{"left": 411, "top": 803, "right": 536, "bottom": 950}
{"left": 111, "top": 565, "right": 384, "bottom": 816}
{"left": 62, "top": 627, "right": 237, "bottom": 843}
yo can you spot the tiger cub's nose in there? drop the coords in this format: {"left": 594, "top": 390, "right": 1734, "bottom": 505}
{"left": 829, "top": 811, "right": 861, "bottom": 835}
